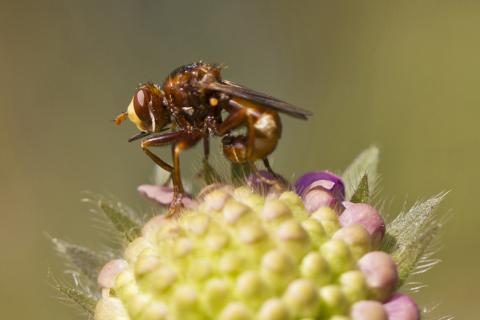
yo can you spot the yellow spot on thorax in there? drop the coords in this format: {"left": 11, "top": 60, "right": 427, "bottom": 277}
{"left": 209, "top": 97, "right": 218, "bottom": 107}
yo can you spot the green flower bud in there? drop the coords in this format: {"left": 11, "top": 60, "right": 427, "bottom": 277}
{"left": 283, "top": 279, "right": 320, "bottom": 318}
{"left": 333, "top": 224, "right": 372, "bottom": 261}
{"left": 329, "top": 316, "right": 351, "bottom": 320}
{"left": 319, "top": 285, "right": 348, "bottom": 316}
{"left": 339, "top": 271, "right": 368, "bottom": 303}
{"left": 95, "top": 297, "right": 130, "bottom": 320}
{"left": 202, "top": 278, "right": 232, "bottom": 317}
{"left": 300, "top": 252, "right": 332, "bottom": 286}
{"left": 218, "top": 302, "right": 253, "bottom": 320}
{"left": 311, "top": 207, "right": 341, "bottom": 236}
{"left": 301, "top": 218, "right": 328, "bottom": 248}
{"left": 320, "top": 240, "right": 355, "bottom": 275}
{"left": 257, "top": 298, "right": 290, "bottom": 320}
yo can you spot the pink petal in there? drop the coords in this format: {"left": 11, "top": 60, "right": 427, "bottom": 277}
{"left": 138, "top": 185, "right": 196, "bottom": 208}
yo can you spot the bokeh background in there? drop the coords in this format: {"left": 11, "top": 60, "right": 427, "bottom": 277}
{"left": 1, "top": 1, "right": 478, "bottom": 318}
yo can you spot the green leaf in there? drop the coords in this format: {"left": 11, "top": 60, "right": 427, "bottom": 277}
{"left": 50, "top": 236, "right": 107, "bottom": 283}
{"left": 99, "top": 200, "right": 141, "bottom": 242}
{"left": 343, "top": 146, "right": 379, "bottom": 200}
{"left": 49, "top": 272, "right": 96, "bottom": 316}
{"left": 350, "top": 174, "right": 369, "bottom": 203}
{"left": 230, "top": 162, "right": 252, "bottom": 185}
{"left": 381, "top": 193, "right": 447, "bottom": 286}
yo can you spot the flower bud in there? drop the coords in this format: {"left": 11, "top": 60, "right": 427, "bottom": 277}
{"left": 339, "top": 202, "right": 385, "bottom": 247}
{"left": 219, "top": 302, "right": 253, "bottom": 320}
{"left": 202, "top": 278, "right": 232, "bottom": 316}
{"left": 311, "top": 207, "right": 341, "bottom": 237}
{"left": 294, "top": 171, "right": 345, "bottom": 212}
{"left": 383, "top": 293, "right": 421, "bottom": 320}
{"left": 97, "top": 259, "right": 128, "bottom": 289}
{"left": 258, "top": 299, "right": 289, "bottom": 320}
{"left": 357, "top": 251, "right": 398, "bottom": 301}
{"left": 339, "top": 270, "right": 368, "bottom": 303}
{"left": 283, "top": 279, "right": 321, "bottom": 318}
{"left": 301, "top": 252, "right": 332, "bottom": 286}
{"left": 319, "top": 285, "right": 348, "bottom": 315}
{"left": 320, "top": 240, "right": 355, "bottom": 275}
{"left": 333, "top": 224, "right": 372, "bottom": 260}
{"left": 350, "top": 300, "right": 387, "bottom": 320}
{"left": 94, "top": 297, "right": 130, "bottom": 320}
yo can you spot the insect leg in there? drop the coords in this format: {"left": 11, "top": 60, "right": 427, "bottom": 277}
{"left": 216, "top": 102, "right": 247, "bottom": 135}
{"left": 263, "top": 158, "right": 278, "bottom": 177}
{"left": 249, "top": 161, "right": 286, "bottom": 193}
{"left": 263, "top": 157, "right": 287, "bottom": 190}
{"left": 141, "top": 131, "right": 187, "bottom": 215}
{"left": 170, "top": 132, "right": 203, "bottom": 212}
{"left": 227, "top": 98, "right": 258, "bottom": 160}
{"left": 141, "top": 132, "right": 183, "bottom": 173}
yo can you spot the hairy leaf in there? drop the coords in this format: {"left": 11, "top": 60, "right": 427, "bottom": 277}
{"left": 231, "top": 162, "right": 252, "bottom": 185}
{"left": 50, "top": 236, "right": 107, "bottom": 283}
{"left": 99, "top": 200, "right": 141, "bottom": 242}
{"left": 49, "top": 272, "right": 96, "bottom": 316}
{"left": 343, "top": 146, "right": 379, "bottom": 200}
{"left": 382, "top": 193, "right": 447, "bottom": 286}
{"left": 350, "top": 174, "right": 369, "bottom": 203}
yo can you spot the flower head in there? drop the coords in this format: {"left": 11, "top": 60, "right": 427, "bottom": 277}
{"left": 93, "top": 185, "right": 405, "bottom": 320}
{"left": 51, "top": 147, "right": 446, "bottom": 320}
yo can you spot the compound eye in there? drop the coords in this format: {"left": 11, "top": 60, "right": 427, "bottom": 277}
{"left": 133, "top": 88, "right": 151, "bottom": 121}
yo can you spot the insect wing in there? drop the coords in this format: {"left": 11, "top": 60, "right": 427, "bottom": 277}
{"left": 204, "top": 80, "right": 312, "bottom": 120}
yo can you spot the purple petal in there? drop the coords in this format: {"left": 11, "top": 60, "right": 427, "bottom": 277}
{"left": 294, "top": 171, "right": 345, "bottom": 199}
{"left": 294, "top": 171, "right": 345, "bottom": 213}
{"left": 138, "top": 185, "right": 196, "bottom": 208}
{"left": 383, "top": 293, "right": 421, "bottom": 320}
{"left": 339, "top": 202, "right": 385, "bottom": 247}
{"left": 357, "top": 251, "right": 398, "bottom": 301}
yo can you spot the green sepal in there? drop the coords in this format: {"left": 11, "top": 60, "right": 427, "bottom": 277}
{"left": 202, "top": 159, "right": 224, "bottom": 184}
{"left": 342, "top": 146, "right": 379, "bottom": 200}
{"left": 230, "top": 162, "right": 252, "bottom": 185}
{"left": 99, "top": 200, "right": 141, "bottom": 242}
{"left": 49, "top": 236, "right": 108, "bottom": 284}
{"left": 350, "top": 174, "right": 369, "bottom": 203}
{"left": 381, "top": 193, "right": 447, "bottom": 286}
{"left": 49, "top": 272, "right": 97, "bottom": 317}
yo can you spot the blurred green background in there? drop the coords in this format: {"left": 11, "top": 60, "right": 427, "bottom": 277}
{"left": 1, "top": 0, "right": 478, "bottom": 318}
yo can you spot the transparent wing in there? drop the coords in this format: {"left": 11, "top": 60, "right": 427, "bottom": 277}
{"left": 203, "top": 80, "right": 313, "bottom": 120}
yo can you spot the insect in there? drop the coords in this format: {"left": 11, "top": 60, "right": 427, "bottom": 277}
{"left": 115, "top": 61, "right": 312, "bottom": 215}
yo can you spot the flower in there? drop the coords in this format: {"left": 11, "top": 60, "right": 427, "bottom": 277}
{"left": 94, "top": 186, "right": 404, "bottom": 320}
{"left": 51, "top": 147, "right": 446, "bottom": 320}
